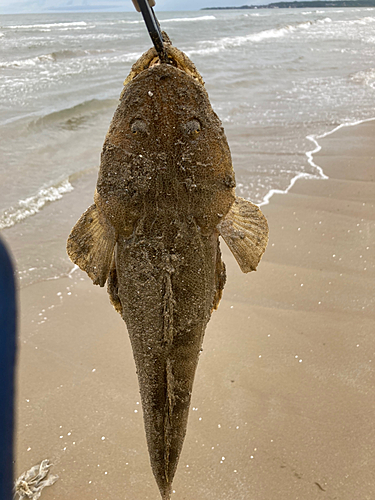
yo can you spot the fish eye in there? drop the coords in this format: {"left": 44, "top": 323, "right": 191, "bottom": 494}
{"left": 184, "top": 119, "right": 201, "bottom": 136}
{"left": 130, "top": 119, "right": 148, "bottom": 136}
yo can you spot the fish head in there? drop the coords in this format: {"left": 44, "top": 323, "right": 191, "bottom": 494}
{"left": 96, "top": 46, "right": 235, "bottom": 237}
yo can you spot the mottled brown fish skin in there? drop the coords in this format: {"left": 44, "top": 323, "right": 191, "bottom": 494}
{"left": 95, "top": 63, "right": 235, "bottom": 239}
{"left": 101, "top": 63, "right": 234, "bottom": 498}
{"left": 113, "top": 230, "right": 222, "bottom": 499}
{"left": 67, "top": 48, "right": 269, "bottom": 499}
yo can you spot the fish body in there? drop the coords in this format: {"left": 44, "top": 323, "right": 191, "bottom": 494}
{"left": 67, "top": 40, "right": 268, "bottom": 499}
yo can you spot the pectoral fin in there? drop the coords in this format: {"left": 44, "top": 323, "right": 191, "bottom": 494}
{"left": 217, "top": 197, "right": 269, "bottom": 273}
{"left": 67, "top": 204, "right": 116, "bottom": 287}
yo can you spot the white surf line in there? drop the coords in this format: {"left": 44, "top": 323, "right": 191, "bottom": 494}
{"left": 259, "top": 171, "right": 318, "bottom": 207}
{"left": 304, "top": 134, "right": 328, "bottom": 178}
{"left": 259, "top": 116, "right": 375, "bottom": 207}
{"left": 0, "top": 179, "right": 74, "bottom": 230}
{"left": 67, "top": 264, "right": 80, "bottom": 278}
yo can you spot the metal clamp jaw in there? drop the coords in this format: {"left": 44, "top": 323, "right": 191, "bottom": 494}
{"left": 132, "top": 0, "right": 169, "bottom": 63}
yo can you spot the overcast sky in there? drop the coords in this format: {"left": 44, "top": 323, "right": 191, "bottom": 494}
{"left": 0, "top": 0, "right": 270, "bottom": 15}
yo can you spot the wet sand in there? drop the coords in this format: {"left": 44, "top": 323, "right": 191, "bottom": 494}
{"left": 14, "top": 120, "right": 375, "bottom": 500}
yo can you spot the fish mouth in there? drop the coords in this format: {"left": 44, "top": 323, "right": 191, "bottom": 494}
{"left": 122, "top": 38, "right": 204, "bottom": 93}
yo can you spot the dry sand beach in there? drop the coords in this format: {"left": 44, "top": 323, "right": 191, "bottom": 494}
{"left": 13, "top": 119, "right": 375, "bottom": 499}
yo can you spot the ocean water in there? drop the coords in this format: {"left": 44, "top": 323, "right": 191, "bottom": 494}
{"left": 1, "top": 8, "right": 375, "bottom": 286}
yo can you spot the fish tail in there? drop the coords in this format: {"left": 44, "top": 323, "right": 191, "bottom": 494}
{"left": 159, "top": 482, "right": 172, "bottom": 500}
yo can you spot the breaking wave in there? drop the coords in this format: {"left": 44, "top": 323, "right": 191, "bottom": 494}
{"left": 341, "top": 15, "right": 375, "bottom": 25}
{"left": 0, "top": 54, "right": 55, "bottom": 68}
{"left": 351, "top": 68, "right": 375, "bottom": 89}
{"left": 187, "top": 24, "right": 303, "bottom": 56}
{"left": 185, "top": 16, "right": 349, "bottom": 56}
{"left": 119, "top": 14, "right": 215, "bottom": 24}
{"left": 0, "top": 47, "right": 117, "bottom": 68}
{"left": 161, "top": 15, "right": 216, "bottom": 23}
{"left": 8, "top": 21, "right": 89, "bottom": 29}
{"left": 28, "top": 98, "right": 117, "bottom": 130}
{"left": 0, "top": 180, "right": 74, "bottom": 230}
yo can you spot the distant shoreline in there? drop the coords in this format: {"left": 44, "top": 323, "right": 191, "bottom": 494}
{"left": 202, "top": 0, "right": 375, "bottom": 9}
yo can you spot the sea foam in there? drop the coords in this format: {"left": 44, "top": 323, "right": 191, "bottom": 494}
{"left": 8, "top": 21, "right": 88, "bottom": 29}
{"left": 160, "top": 15, "right": 216, "bottom": 23}
{"left": 187, "top": 24, "right": 303, "bottom": 56}
{"left": 351, "top": 68, "right": 375, "bottom": 89}
{"left": 260, "top": 117, "right": 375, "bottom": 207}
{"left": 0, "top": 180, "right": 74, "bottom": 230}
{"left": 118, "top": 15, "right": 215, "bottom": 25}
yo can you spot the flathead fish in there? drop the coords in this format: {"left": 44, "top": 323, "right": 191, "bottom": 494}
{"left": 67, "top": 37, "right": 268, "bottom": 499}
